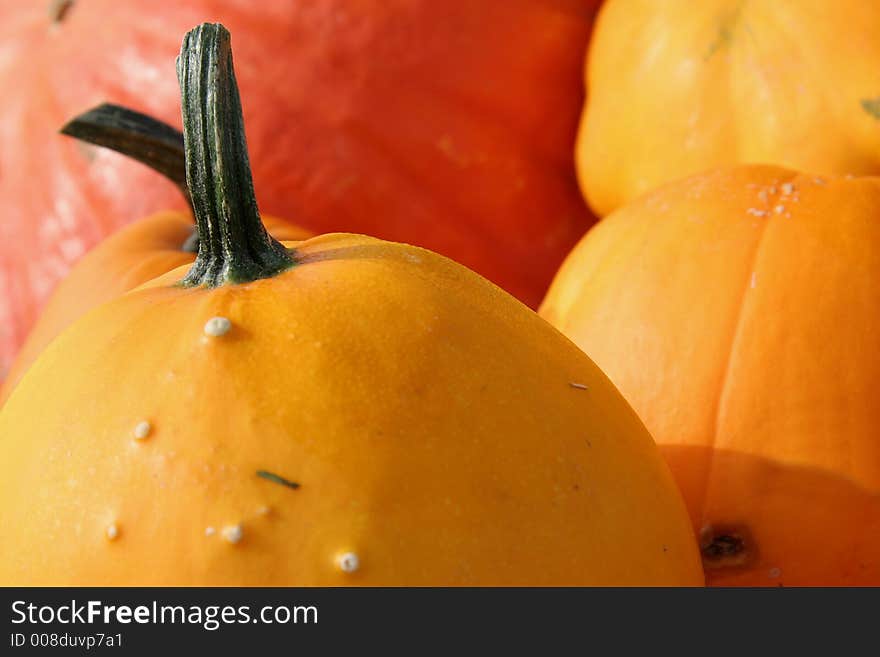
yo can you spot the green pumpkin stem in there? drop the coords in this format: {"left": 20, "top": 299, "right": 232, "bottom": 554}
{"left": 60, "top": 103, "right": 192, "bottom": 211}
{"left": 177, "top": 23, "right": 294, "bottom": 287}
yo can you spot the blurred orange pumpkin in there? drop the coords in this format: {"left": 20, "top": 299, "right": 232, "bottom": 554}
{"left": 541, "top": 165, "right": 880, "bottom": 586}
{"left": 577, "top": 0, "right": 880, "bottom": 216}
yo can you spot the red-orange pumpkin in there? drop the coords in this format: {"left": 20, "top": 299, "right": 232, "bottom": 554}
{"left": 0, "top": 0, "right": 599, "bottom": 380}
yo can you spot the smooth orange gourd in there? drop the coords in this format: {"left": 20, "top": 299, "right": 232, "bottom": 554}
{"left": 0, "top": 24, "right": 702, "bottom": 586}
{"left": 541, "top": 165, "right": 880, "bottom": 586}
{"left": 578, "top": 0, "right": 880, "bottom": 216}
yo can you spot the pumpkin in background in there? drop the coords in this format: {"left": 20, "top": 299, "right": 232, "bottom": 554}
{"left": 0, "top": 24, "right": 702, "bottom": 586}
{"left": 0, "top": 107, "right": 310, "bottom": 404}
{"left": 577, "top": 0, "right": 880, "bottom": 216}
{"left": 541, "top": 165, "right": 880, "bottom": 586}
{"left": 0, "top": 0, "right": 600, "bottom": 382}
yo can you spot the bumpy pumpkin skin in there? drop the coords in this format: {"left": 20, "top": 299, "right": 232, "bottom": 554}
{"left": 0, "top": 213, "right": 309, "bottom": 404}
{"left": 0, "top": 232, "right": 702, "bottom": 586}
{"left": 578, "top": 0, "right": 880, "bottom": 216}
{"left": 541, "top": 165, "right": 880, "bottom": 586}
{"left": 0, "top": 0, "right": 599, "bottom": 379}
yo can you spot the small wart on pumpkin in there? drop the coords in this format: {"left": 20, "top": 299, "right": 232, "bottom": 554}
{"left": 569, "top": 382, "right": 588, "bottom": 390}
{"left": 105, "top": 523, "right": 119, "bottom": 541}
{"left": 204, "top": 316, "right": 232, "bottom": 337}
{"left": 337, "top": 552, "right": 360, "bottom": 573}
{"left": 205, "top": 526, "right": 216, "bottom": 537}
{"left": 222, "top": 524, "right": 243, "bottom": 544}
{"left": 133, "top": 421, "right": 152, "bottom": 440}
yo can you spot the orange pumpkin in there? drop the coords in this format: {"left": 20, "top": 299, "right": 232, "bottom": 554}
{"left": 541, "top": 165, "right": 880, "bottom": 586}
{"left": 577, "top": 0, "right": 880, "bottom": 216}
{"left": 0, "top": 109, "right": 309, "bottom": 404}
{"left": 0, "top": 0, "right": 600, "bottom": 380}
{"left": 0, "top": 24, "right": 702, "bottom": 586}
{"left": 0, "top": 210, "right": 309, "bottom": 405}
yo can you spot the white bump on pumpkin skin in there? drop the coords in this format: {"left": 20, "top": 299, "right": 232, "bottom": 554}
{"left": 780, "top": 182, "right": 795, "bottom": 196}
{"left": 256, "top": 505, "right": 271, "bottom": 516}
{"left": 773, "top": 204, "right": 785, "bottom": 215}
{"left": 205, "top": 527, "right": 216, "bottom": 537}
{"left": 204, "top": 316, "right": 232, "bottom": 337}
{"left": 814, "top": 177, "right": 826, "bottom": 185}
{"left": 222, "top": 524, "right": 243, "bottom": 544}
{"left": 106, "top": 523, "right": 119, "bottom": 541}
{"left": 133, "top": 421, "right": 152, "bottom": 440}
{"left": 569, "top": 382, "right": 588, "bottom": 390}
{"left": 337, "top": 552, "right": 360, "bottom": 573}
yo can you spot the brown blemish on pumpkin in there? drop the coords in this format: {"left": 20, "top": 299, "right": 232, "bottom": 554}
{"left": 699, "top": 524, "right": 755, "bottom": 569}
{"left": 49, "top": 0, "right": 74, "bottom": 24}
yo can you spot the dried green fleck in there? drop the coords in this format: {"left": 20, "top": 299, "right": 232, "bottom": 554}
{"left": 703, "top": 2, "right": 745, "bottom": 61}
{"left": 861, "top": 97, "right": 880, "bottom": 120}
{"left": 256, "top": 470, "right": 301, "bottom": 490}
